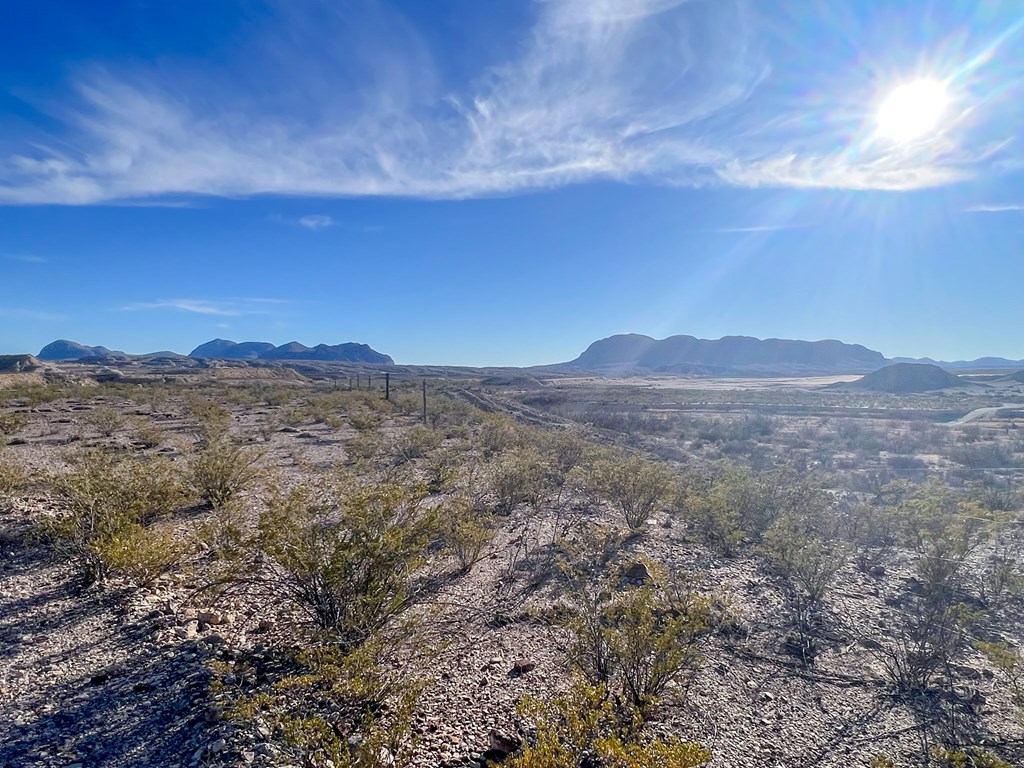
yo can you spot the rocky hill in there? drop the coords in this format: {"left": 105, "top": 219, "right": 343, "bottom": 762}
{"left": 0, "top": 354, "right": 46, "bottom": 373}
{"left": 838, "top": 363, "right": 967, "bottom": 393}
{"left": 38, "top": 340, "right": 126, "bottom": 361}
{"left": 566, "top": 334, "right": 888, "bottom": 376}
{"left": 189, "top": 339, "right": 394, "bottom": 364}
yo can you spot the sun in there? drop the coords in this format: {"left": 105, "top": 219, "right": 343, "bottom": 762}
{"left": 876, "top": 79, "right": 949, "bottom": 143}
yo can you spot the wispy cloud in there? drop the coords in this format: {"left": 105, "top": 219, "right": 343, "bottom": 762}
{"left": 299, "top": 214, "right": 335, "bottom": 230}
{"left": 119, "top": 298, "right": 285, "bottom": 316}
{"left": 965, "top": 203, "right": 1024, "bottom": 212}
{"left": 4, "top": 253, "right": 48, "bottom": 264}
{"left": 0, "top": 0, "right": 1021, "bottom": 204}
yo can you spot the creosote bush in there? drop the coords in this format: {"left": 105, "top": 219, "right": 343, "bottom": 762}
{"left": 590, "top": 452, "right": 674, "bottom": 531}
{"left": 189, "top": 437, "right": 263, "bottom": 507}
{"left": 47, "top": 450, "right": 190, "bottom": 584}
{"left": 561, "top": 554, "right": 715, "bottom": 718}
{"left": 212, "top": 478, "right": 442, "bottom": 652}
{"left": 510, "top": 678, "right": 710, "bottom": 768}
{"left": 442, "top": 494, "right": 494, "bottom": 572}
{"left": 85, "top": 405, "right": 125, "bottom": 437}
{"left": 0, "top": 450, "right": 27, "bottom": 505}
{"left": 227, "top": 643, "right": 423, "bottom": 768}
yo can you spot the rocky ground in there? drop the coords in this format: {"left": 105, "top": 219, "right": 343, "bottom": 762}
{"left": 1, "top": 378, "right": 1022, "bottom": 768}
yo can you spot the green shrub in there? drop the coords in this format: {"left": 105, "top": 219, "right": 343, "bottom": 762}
{"left": 85, "top": 406, "right": 125, "bottom": 437}
{"left": 392, "top": 425, "right": 441, "bottom": 464}
{"left": 510, "top": 678, "right": 710, "bottom": 768}
{"left": 561, "top": 560, "right": 714, "bottom": 717}
{"left": 0, "top": 451, "right": 27, "bottom": 504}
{"left": 442, "top": 494, "right": 493, "bottom": 572}
{"left": 239, "top": 480, "right": 442, "bottom": 650}
{"left": 94, "top": 522, "right": 187, "bottom": 587}
{"left": 0, "top": 412, "right": 26, "bottom": 442}
{"left": 228, "top": 643, "right": 422, "bottom": 768}
{"left": 47, "top": 450, "right": 189, "bottom": 583}
{"left": 589, "top": 453, "right": 674, "bottom": 531}
{"left": 490, "top": 449, "right": 551, "bottom": 513}
{"left": 130, "top": 417, "right": 165, "bottom": 449}
{"left": 184, "top": 395, "right": 232, "bottom": 442}
{"left": 189, "top": 437, "right": 263, "bottom": 507}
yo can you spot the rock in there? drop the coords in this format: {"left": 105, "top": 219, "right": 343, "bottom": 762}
{"left": 488, "top": 730, "right": 521, "bottom": 755}
{"left": 621, "top": 561, "right": 651, "bottom": 583}
{"left": 197, "top": 610, "right": 224, "bottom": 626}
{"left": 511, "top": 659, "right": 536, "bottom": 675}
{"left": 175, "top": 621, "right": 199, "bottom": 640}
{"left": 210, "top": 739, "right": 226, "bottom": 753}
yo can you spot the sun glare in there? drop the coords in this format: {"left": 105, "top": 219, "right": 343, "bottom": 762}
{"left": 875, "top": 79, "right": 949, "bottom": 143}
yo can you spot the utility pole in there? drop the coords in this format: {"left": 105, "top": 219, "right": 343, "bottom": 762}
{"left": 422, "top": 380, "right": 427, "bottom": 425}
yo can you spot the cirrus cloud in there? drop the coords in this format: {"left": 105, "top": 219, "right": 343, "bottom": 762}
{"left": 0, "top": 0, "right": 1022, "bottom": 205}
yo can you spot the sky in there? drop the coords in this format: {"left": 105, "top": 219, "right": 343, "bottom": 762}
{"left": 1, "top": 0, "right": 1023, "bottom": 366}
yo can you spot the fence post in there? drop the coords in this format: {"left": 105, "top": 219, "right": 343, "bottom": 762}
{"left": 422, "top": 380, "right": 427, "bottom": 425}
{"left": 385, "top": 372, "right": 390, "bottom": 401}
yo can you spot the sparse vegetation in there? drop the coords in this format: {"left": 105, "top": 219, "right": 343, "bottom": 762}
{"left": 4, "top": 368, "right": 1024, "bottom": 767}
{"left": 189, "top": 436, "right": 263, "bottom": 507}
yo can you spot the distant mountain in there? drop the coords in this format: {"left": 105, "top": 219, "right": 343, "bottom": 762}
{"left": 189, "top": 339, "right": 394, "bottom": 364}
{"left": 837, "top": 363, "right": 966, "bottom": 394}
{"left": 566, "top": 334, "right": 888, "bottom": 376}
{"left": 1000, "top": 370, "right": 1024, "bottom": 383}
{"left": 891, "top": 356, "right": 1024, "bottom": 371}
{"left": 38, "top": 340, "right": 126, "bottom": 361}
{"left": 190, "top": 339, "right": 276, "bottom": 359}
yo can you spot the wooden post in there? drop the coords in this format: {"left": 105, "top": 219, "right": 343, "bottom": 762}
{"left": 385, "top": 372, "right": 390, "bottom": 400}
{"left": 422, "top": 380, "right": 427, "bottom": 425}
{"left": 368, "top": 374, "right": 372, "bottom": 391}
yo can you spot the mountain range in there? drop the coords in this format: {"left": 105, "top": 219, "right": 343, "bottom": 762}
{"left": 190, "top": 339, "right": 393, "bottom": 364}
{"left": 565, "top": 334, "right": 889, "bottom": 376}
{"left": 37, "top": 338, "right": 393, "bottom": 365}
{"left": 32, "top": 334, "right": 1024, "bottom": 376}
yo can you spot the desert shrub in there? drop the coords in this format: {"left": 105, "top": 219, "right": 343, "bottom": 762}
{"left": 93, "top": 522, "right": 187, "bottom": 587}
{"left": 130, "top": 417, "right": 165, "bottom": 449}
{"left": 0, "top": 412, "right": 26, "bottom": 442}
{"left": 975, "top": 640, "right": 1023, "bottom": 714}
{"left": 391, "top": 425, "right": 441, "bottom": 464}
{"left": 761, "top": 506, "right": 845, "bottom": 664}
{"left": 441, "top": 494, "right": 494, "bottom": 572}
{"left": 184, "top": 395, "right": 233, "bottom": 441}
{"left": 478, "top": 413, "right": 521, "bottom": 458}
{"left": 47, "top": 450, "right": 189, "bottom": 583}
{"left": 929, "top": 747, "right": 1016, "bottom": 768}
{"left": 86, "top": 405, "right": 125, "bottom": 437}
{"left": 679, "top": 465, "right": 764, "bottom": 556}
{"left": 510, "top": 678, "right": 710, "bottom": 768}
{"left": 490, "top": 448, "right": 551, "bottom": 513}
{"left": 900, "top": 482, "right": 999, "bottom": 600}
{"left": 348, "top": 406, "right": 383, "bottom": 433}
{"left": 871, "top": 483, "right": 999, "bottom": 694}
{"left": 189, "top": 437, "right": 263, "bottom": 507}
{"left": 222, "top": 480, "right": 442, "bottom": 651}
{"left": 423, "top": 447, "right": 464, "bottom": 493}
{"left": 0, "top": 451, "right": 27, "bottom": 504}
{"left": 589, "top": 453, "right": 674, "bottom": 531}
{"left": 227, "top": 643, "right": 422, "bottom": 768}
{"left": 561, "top": 560, "right": 715, "bottom": 717}
{"left": 838, "top": 501, "right": 900, "bottom": 573}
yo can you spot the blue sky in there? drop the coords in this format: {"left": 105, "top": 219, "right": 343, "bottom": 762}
{"left": 1, "top": 0, "right": 1023, "bottom": 366}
